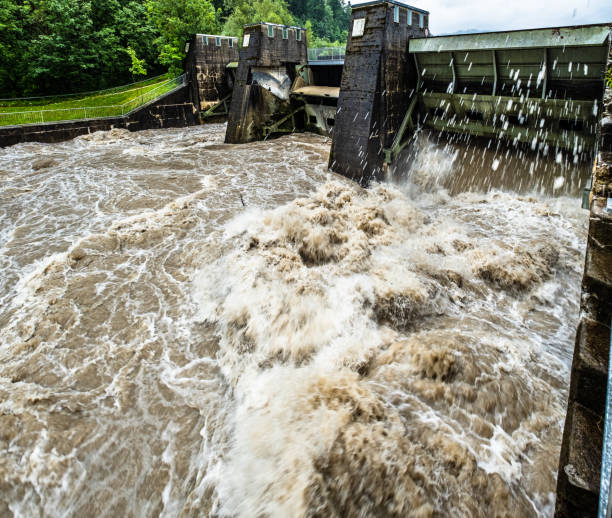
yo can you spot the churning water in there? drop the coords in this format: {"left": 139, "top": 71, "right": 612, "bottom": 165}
{"left": 0, "top": 124, "right": 590, "bottom": 517}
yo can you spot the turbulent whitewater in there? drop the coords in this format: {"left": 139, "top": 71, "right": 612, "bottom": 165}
{"left": 0, "top": 124, "right": 589, "bottom": 517}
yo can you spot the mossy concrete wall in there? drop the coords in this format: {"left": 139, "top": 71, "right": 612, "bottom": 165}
{"left": 555, "top": 39, "right": 612, "bottom": 518}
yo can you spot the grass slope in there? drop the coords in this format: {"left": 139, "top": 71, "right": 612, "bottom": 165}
{"left": 0, "top": 74, "right": 179, "bottom": 126}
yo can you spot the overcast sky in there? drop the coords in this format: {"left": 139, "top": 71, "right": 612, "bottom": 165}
{"left": 349, "top": 0, "right": 612, "bottom": 35}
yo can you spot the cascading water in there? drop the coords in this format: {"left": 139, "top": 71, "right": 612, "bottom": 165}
{"left": 0, "top": 124, "right": 590, "bottom": 517}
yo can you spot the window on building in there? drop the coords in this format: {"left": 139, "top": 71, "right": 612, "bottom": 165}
{"left": 419, "top": 13, "right": 424, "bottom": 29}
{"left": 216, "top": 37, "right": 221, "bottom": 46}
{"left": 202, "top": 35, "right": 207, "bottom": 45}
{"left": 407, "top": 10, "right": 412, "bottom": 25}
{"left": 268, "top": 25, "right": 274, "bottom": 37}
{"left": 229, "top": 38, "right": 234, "bottom": 48}
{"left": 282, "top": 28, "right": 288, "bottom": 39}
{"left": 243, "top": 34, "right": 250, "bottom": 47}
{"left": 394, "top": 5, "right": 399, "bottom": 23}
{"left": 296, "top": 29, "right": 302, "bottom": 41}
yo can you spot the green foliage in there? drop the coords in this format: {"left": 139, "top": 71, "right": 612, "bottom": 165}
{"left": 223, "top": 0, "right": 294, "bottom": 37}
{"left": 0, "top": 0, "right": 162, "bottom": 97}
{"left": 0, "top": 0, "right": 351, "bottom": 97}
{"left": 0, "top": 0, "right": 28, "bottom": 96}
{"left": 126, "top": 46, "right": 147, "bottom": 78}
{"left": 288, "top": 0, "right": 349, "bottom": 43}
{"left": 606, "top": 66, "right": 612, "bottom": 89}
{"left": 146, "top": 0, "right": 220, "bottom": 75}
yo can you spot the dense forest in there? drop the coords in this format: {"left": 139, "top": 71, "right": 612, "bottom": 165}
{"left": 0, "top": 0, "right": 351, "bottom": 97}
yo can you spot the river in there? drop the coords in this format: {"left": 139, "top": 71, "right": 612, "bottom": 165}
{"left": 0, "top": 124, "right": 590, "bottom": 517}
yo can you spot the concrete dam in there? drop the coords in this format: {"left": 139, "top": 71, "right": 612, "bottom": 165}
{"left": 0, "top": 1, "right": 611, "bottom": 517}
{"left": 178, "top": 4, "right": 612, "bottom": 515}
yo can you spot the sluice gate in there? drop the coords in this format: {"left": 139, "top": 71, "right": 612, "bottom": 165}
{"left": 224, "top": 23, "right": 309, "bottom": 144}
{"left": 386, "top": 26, "right": 611, "bottom": 167}
{"left": 223, "top": 23, "right": 346, "bottom": 143}
{"left": 328, "top": 1, "right": 611, "bottom": 186}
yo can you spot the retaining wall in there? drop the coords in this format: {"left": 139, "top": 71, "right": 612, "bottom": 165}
{"left": 555, "top": 42, "right": 612, "bottom": 517}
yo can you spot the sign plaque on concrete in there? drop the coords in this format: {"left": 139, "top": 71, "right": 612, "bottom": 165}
{"left": 352, "top": 18, "right": 365, "bottom": 37}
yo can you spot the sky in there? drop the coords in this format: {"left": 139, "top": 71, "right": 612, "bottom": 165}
{"left": 349, "top": 0, "right": 612, "bottom": 35}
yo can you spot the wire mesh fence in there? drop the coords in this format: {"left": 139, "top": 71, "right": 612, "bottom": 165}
{"left": 0, "top": 73, "right": 171, "bottom": 104}
{"left": 0, "top": 75, "right": 186, "bottom": 127}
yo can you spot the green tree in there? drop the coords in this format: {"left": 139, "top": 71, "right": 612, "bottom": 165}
{"left": 146, "top": 0, "right": 220, "bottom": 75}
{"left": 22, "top": 0, "right": 98, "bottom": 94}
{"left": 1, "top": 0, "right": 161, "bottom": 97}
{"left": 607, "top": 66, "right": 612, "bottom": 89}
{"left": 126, "top": 46, "right": 147, "bottom": 80}
{"left": 0, "top": 0, "right": 29, "bottom": 96}
{"left": 223, "top": 0, "right": 294, "bottom": 37}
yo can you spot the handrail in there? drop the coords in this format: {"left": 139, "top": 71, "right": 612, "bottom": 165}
{"left": 598, "top": 321, "right": 612, "bottom": 518}
{"left": 0, "top": 73, "right": 170, "bottom": 103}
{"left": 307, "top": 47, "right": 346, "bottom": 61}
{"left": 0, "top": 75, "right": 186, "bottom": 126}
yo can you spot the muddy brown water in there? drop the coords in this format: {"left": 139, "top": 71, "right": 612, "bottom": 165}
{"left": 0, "top": 124, "right": 590, "bottom": 517}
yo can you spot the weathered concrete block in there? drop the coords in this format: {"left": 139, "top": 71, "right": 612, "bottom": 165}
{"left": 601, "top": 116, "right": 612, "bottom": 153}
{"left": 329, "top": 0, "right": 428, "bottom": 185}
{"left": 583, "top": 197, "right": 612, "bottom": 289}
{"left": 556, "top": 401, "right": 603, "bottom": 517}
{"left": 569, "top": 318, "right": 610, "bottom": 415}
{"left": 184, "top": 34, "right": 239, "bottom": 111}
{"left": 225, "top": 23, "right": 307, "bottom": 144}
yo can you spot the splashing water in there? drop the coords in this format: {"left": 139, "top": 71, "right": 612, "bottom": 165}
{"left": 0, "top": 124, "right": 588, "bottom": 517}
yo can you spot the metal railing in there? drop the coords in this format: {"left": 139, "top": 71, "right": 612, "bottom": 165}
{"left": 0, "top": 74, "right": 186, "bottom": 127}
{"left": 0, "top": 73, "right": 171, "bottom": 103}
{"left": 308, "top": 47, "right": 346, "bottom": 62}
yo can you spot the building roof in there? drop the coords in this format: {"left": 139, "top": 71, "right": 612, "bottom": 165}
{"left": 243, "top": 22, "right": 307, "bottom": 30}
{"left": 351, "top": 1, "right": 429, "bottom": 15}
{"left": 196, "top": 34, "right": 238, "bottom": 40}
{"left": 410, "top": 23, "right": 610, "bottom": 52}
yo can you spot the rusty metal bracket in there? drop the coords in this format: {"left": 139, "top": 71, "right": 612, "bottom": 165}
{"left": 263, "top": 105, "right": 305, "bottom": 138}
{"left": 384, "top": 93, "right": 419, "bottom": 166}
{"left": 201, "top": 93, "right": 232, "bottom": 120}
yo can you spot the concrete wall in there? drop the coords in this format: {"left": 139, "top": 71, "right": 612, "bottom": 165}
{"left": 184, "top": 34, "right": 239, "bottom": 110}
{"left": 555, "top": 39, "right": 612, "bottom": 518}
{"left": 329, "top": 1, "right": 427, "bottom": 185}
{"left": 0, "top": 85, "right": 196, "bottom": 148}
{"left": 225, "top": 23, "right": 307, "bottom": 144}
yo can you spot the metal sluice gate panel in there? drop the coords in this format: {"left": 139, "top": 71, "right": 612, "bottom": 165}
{"left": 387, "top": 24, "right": 611, "bottom": 165}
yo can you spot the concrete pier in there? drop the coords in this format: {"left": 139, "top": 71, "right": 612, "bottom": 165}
{"left": 184, "top": 34, "right": 239, "bottom": 118}
{"left": 328, "top": 0, "right": 428, "bottom": 185}
{"left": 225, "top": 23, "right": 307, "bottom": 144}
{"left": 555, "top": 40, "right": 612, "bottom": 517}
